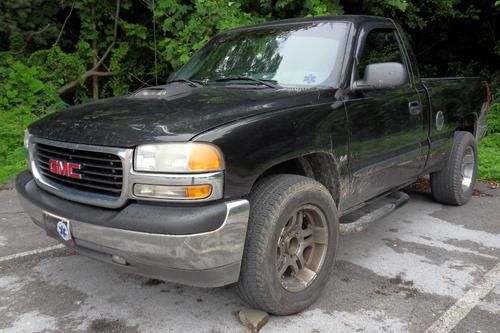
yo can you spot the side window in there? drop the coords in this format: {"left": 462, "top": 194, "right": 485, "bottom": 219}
{"left": 357, "top": 28, "right": 407, "bottom": 81}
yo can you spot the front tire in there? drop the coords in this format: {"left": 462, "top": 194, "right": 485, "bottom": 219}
{"left": 430, "top": 131, "right": 478, "bottom": 205}
{"left": 235, "top": 174, "right": 339, "bottom": 315}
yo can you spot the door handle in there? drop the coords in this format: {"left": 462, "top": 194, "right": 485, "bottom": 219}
{"left": 408, "top": 101, "right": 422, "bottom": 116}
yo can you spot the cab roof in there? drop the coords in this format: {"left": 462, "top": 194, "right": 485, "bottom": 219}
{"left": 224, "top": 15, "right": 392, "bottom": 33}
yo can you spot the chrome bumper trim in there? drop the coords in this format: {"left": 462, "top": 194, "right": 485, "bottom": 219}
{"left": 70, "top": 199, "right": 249, "bottom": 270}
{"left": 18, "top": 187, "right": 250, "bottom": 286}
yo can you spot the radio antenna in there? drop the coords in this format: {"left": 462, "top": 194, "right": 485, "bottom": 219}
{"left": 152, "top": 0, "right": 158, "bottom": 85}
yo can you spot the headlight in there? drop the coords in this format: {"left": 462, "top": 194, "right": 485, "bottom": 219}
{"left": 134, "top": 143, "right": 224, "bottom": 173}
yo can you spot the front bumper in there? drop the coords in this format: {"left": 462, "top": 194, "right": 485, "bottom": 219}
{"left": 16, "top": 171, "right": 250, "bottom": 287}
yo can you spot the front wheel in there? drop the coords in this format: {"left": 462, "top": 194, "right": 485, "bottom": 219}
{"left": 430, "top": 131, "right": 478, "bottom": 205}
{"left": 235, "top": 174, "right": 339, "bottom": 315}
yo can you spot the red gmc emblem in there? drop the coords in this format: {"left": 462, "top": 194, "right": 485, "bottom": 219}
{"left": 48, "top": 159, "right": 82, "bottom": 179}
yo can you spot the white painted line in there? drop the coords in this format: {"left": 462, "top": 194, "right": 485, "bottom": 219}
{"left": 425, "top": 262, "right": 500, "bottom": 333}
{"left": 0, "top": 244, "right": 65, "bottom": 263}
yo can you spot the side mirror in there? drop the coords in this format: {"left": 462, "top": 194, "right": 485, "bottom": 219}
{"left": 353, "top": 62, "right": 408, "bottom": 90}
{"left": 167, "top": 71, "right": 177, "bottom": 82}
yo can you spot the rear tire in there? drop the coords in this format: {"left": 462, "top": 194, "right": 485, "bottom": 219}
{"left": 430, "top": 131, "right": 477, "bottom": 205}
{"left": 235, "top": 174, "right": 339, "bottom": 315}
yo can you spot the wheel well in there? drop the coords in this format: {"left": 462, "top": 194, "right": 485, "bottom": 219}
{"left": 457, "top": 114, "right": 476, "bottom": 136}
{"left": 259, "top": 157, "right": 312, "bottom": 179}
{"left": 256, "top": 153, "right": 341, "bottom": 204}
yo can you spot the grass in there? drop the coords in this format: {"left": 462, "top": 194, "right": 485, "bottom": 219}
{"left": 478, "top": 99, "right": 500, "bottom": 181}
{"left": 0, "top": 147, "right": 25, "bottom": 184}
{"left": 478, "top": 132, "right": 500, "bottom": 181}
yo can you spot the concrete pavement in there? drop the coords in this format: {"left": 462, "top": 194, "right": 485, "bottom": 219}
{"left": 0, "top": 183, "right": 499, "bottom": 332}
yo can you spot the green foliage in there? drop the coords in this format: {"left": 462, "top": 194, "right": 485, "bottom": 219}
{"left": 478, "top": 69, "right": 500, "bottom": 180}
{"left": 104, "top": 43, "right": 132, "bottom": 96}
{"left": 29, "top": 46, "right": 87, "bottom": 88}
{"left": 0, "top": 0, "right": 61, "bottom": 52}
{"left": 157, "top": 0, "right": 262, "bottom": 69}
{"left": 0, "top": 57, "right": 65, "bottom": 183}
{"left": 478, "top": 94, "right": 500, "bottom": 180}
{"left": 304, "top": 0, "right": 343, "bottom": 16}
{"left": 478, "top": 132, "right": 500, "bottom": 181}
{"left": 486, "top": 102, "right": 500, "bottom": 134}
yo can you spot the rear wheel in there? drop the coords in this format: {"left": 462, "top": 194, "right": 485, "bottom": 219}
{"left": 235, "top": 174, "right": 338, "bottom": 315}
{"left": 430, "top": 131, "right": 478, "bottom": 205}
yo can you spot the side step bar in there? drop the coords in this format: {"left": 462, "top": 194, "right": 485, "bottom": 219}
{"left": 339, "top": 191, "right": 410, "bottom": 234}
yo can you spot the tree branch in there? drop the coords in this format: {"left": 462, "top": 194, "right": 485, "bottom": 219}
{"left": 130, "top": 72, "right": 151, "bottom": 87}
{"left": 113, "top": 0, "right": 120, "bottom": 39}
{"left": 28, "top": 23, "right": 52, "bottom": 41}
{"left": 58, "top": 71, "right": 115, "bottom": 94}
{"left": 89, "top": 71, "right": 115, "bottom": 77}
{"left": 54, "top": 0, "right": 76, "bottom": 46}
{"left": 17, "top": 23, "right": 52, "bottom": 54}
{"left": 58, "top": 0, "right": 121, "bottom": 95}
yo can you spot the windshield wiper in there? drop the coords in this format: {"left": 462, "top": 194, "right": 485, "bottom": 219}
{"left": 214, "top": 76, "right": 279, "bottom": 88}
{"left": 168, "top": 79, "right": 204, "bottom": 87}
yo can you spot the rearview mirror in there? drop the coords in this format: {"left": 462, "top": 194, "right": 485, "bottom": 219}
{"left": 353, "top": 62, "right": 408, "bottom": 90}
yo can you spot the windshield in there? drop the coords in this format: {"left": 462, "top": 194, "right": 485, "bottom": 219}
{"left": 174, "top": 22, "right": 350, "bottom": 88}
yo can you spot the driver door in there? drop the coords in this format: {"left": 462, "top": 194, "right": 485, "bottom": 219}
{"left": 345, "top": 25, "right": 426, "bottom": 206}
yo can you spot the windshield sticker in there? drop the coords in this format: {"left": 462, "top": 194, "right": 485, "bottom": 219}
{"left": 304, "top": 74, "right": 316, "bottom": 84}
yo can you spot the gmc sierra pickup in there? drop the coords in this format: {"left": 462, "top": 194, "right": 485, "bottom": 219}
{"left": 17, "top": 15, "right": 490, "bottom": 315}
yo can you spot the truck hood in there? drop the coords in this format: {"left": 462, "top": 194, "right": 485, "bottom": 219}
{"left": 28, "top": 84, "right": 319, "bottom": 147}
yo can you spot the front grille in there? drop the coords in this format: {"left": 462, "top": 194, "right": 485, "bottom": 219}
{"left": 34, "top": 142, "right": 124, "bottom": 197}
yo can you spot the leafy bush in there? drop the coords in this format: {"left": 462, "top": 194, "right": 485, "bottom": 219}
{"left": 478, "top": 100, "right": 500, "bottom": 181}
{"left": 157, "top": 0, "right": 262, "bottom": 69}
{"left": 0, "top": 57, "right": 65, "bottom": 183}
{"left": 487, "top": 103, "right": 500, "bottom": 133}
{"left": 478, "top": 134, "right": 500, "bottom": 181}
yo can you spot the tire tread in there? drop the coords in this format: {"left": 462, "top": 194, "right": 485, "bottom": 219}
{"left": 235, "top": 174, "right": 338, "bottom": 315}
{"left": 430, "top": 131, "right": 477, "bottom": 205}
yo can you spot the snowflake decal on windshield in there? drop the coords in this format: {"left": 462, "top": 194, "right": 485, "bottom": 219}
{"left": 303, "top": 74, "right": 316, "bottom": 84}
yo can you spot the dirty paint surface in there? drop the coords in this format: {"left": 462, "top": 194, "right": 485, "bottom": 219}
{"left": 0, "top": 185, "right": 499, "bottom": 332}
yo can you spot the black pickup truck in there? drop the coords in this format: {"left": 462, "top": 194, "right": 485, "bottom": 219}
{"left": 17, "top": 15, "right": 490, "bottom": 315}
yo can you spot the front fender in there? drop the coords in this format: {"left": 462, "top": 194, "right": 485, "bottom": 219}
{"left": 193, "top": 101, "right": 349, "bottom": 199}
